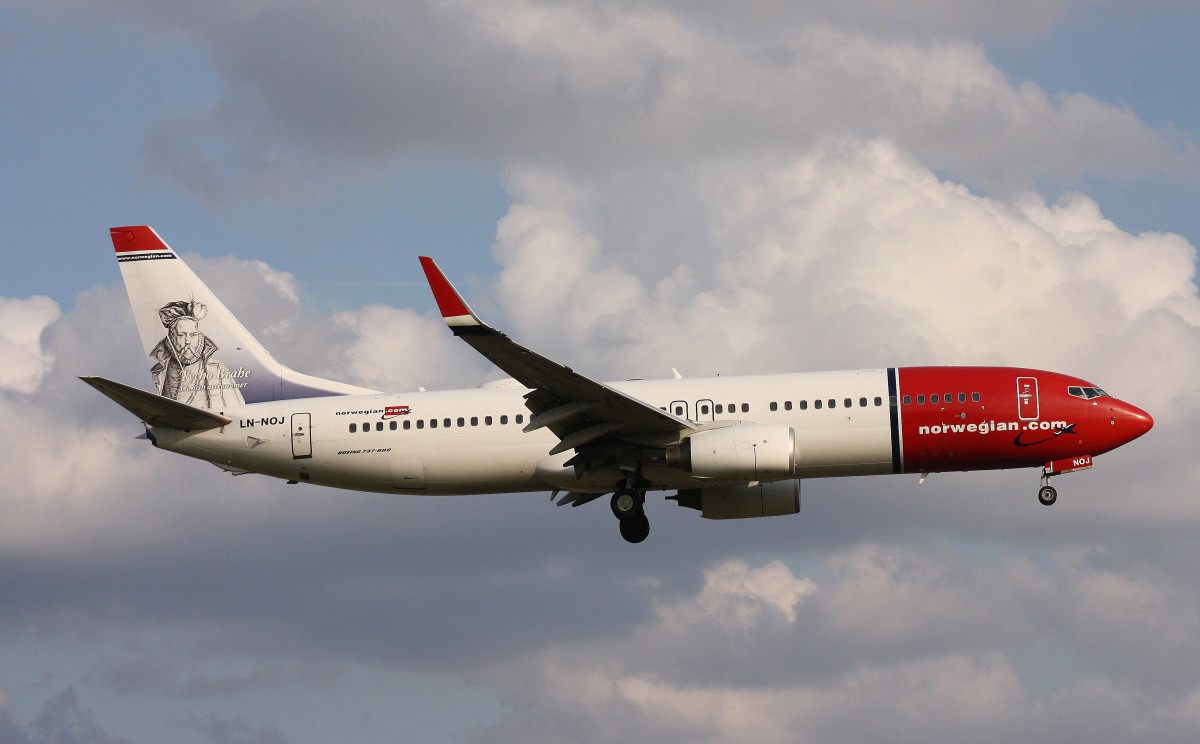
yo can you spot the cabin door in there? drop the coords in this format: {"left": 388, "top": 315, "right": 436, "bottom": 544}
{"left": 1016, "top": 377, "right": 1040, "bottom": 421}
{"left": 291, "top": 413, "right": 313, "bottom": 459}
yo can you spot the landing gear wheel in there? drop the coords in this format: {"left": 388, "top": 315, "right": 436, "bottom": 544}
{"left": 1038, "top": 485, "right": 1058, "bottom": 506}
{"left": 611, "top": 490, "right": 641, "bottom": 520}
{"left": 619, "top": 513, "right": 650, "bottom": 543}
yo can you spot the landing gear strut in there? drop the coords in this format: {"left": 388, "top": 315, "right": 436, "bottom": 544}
{"left": 611, "top": 480, "right": 649, "bottom": 543}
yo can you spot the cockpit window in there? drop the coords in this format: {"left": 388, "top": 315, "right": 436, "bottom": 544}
{"left": 1068, "top": 385, "right": 1110, "bottom": 400}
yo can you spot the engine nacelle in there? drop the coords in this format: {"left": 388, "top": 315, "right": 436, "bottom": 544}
{"left": 674, "top": 480, "right": 801, "bottom": 519}
{"left": 668, "top": 424, "right": 796, "bottom": 481}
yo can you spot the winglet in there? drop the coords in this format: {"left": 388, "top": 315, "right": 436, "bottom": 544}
{"left": 419, "top": 256, "right": 483, "bottom": 330}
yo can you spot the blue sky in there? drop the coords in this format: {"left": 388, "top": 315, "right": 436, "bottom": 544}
{"left": 3, "top": 2, "right": 1200, "bottom": 743}
{"left": 1, "top": 5, "right": 509, "bottom": 311}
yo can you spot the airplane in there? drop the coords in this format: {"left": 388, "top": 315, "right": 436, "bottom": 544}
{"left": 83, "top": 226, "right": 1154, "bottom": 543}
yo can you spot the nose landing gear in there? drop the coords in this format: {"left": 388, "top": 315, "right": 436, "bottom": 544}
{"left": 611, "top": 480, "right": 650, "bottom": 543}
{"left": 1037, "top": 456, "right": 1095, "bottom": 506}
{"left": 1038, "top": 464, "right": 1058, "bottom": 505}
{"left": 1038, "top": 483, "right": 1058, "bottom": 506}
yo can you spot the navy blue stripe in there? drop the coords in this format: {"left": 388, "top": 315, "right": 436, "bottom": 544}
{"left": 887, "top": 367, "right": 902, "bottom": 474}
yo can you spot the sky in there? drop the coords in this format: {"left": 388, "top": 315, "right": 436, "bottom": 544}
{"left": 3, "top": 1, "right": 1200, "bottom": 742}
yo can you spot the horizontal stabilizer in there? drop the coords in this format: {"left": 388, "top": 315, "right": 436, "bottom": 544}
{"left": 81, "top": 376, "right": 232, "bottom": 431}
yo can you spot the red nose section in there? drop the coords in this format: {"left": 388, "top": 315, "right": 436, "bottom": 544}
{"left": 1099, "top": 399, "right": 1153, "bottom": 453}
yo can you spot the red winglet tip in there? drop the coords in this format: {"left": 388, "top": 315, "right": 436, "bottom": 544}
{"left": 419, "top": 256, "right": 473, "bottom": 320}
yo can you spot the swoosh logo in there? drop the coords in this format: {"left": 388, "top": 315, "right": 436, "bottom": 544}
{"left": 1013, "top": 423, "right": 1076, "bottom": 447}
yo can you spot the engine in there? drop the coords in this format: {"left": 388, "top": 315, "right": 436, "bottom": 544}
{"left": 673, "top": 480, "right": 801, "bottom": 519}
{"left": 667, "top": 424, "right": 796, "bottom": 481}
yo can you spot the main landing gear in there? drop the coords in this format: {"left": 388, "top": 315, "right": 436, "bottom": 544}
{"left": 611, "top": 479, "right": 650, "bottom": 543}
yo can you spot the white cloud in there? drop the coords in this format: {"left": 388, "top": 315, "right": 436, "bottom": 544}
{"left": 23, "top": 0, "right": 1190, "bottom": 204}
{"left": 658, "top": 558, "right": 817, "bottom": 628}
{"left": 642, "top": 0, "right": 1075, "bottom": 42}
{"left": 469, "top": 548, "right": 1200, "bottom": 743}
{"left": 0, "top": 295, "right": 60, "bottom": 393}
{"left": 332, "top": 304, "right": 492, "bottom": 391}
{"left": 492, "top": 140, "right": 1200, "bottom": 378}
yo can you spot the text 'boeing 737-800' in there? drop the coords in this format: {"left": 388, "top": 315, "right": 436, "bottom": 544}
{"left": 83, "top": 226, "right": 1153, "bottom": 543}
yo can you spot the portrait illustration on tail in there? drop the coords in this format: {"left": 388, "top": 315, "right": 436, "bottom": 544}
{"left": 149, "top": 298, "right": 246, "bottom": 408}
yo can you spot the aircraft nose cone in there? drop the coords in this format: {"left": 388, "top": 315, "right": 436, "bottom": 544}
{"left": 1110, "top": 399, "right": 1153, "bottom": 444}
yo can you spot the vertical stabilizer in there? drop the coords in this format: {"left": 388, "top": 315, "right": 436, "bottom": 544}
{"left": 110, "top": 226, "right": 375, "bottom": 408}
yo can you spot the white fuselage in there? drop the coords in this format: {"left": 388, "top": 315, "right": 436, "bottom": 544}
{"left": 155, "top": 370, "right": 897, "bottom": 495}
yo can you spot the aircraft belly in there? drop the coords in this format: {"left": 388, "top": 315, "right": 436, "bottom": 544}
{"left": 418, "top": 443, "right": 548, "bottom": 493}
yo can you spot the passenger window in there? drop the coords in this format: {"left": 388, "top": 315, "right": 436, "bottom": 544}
{"left": 859, "top": 397, "right": 867, "bottom": 407}
{"left": 417, "top": 420, "right": 425, "bottom": 430}
{"left": 770, "top": 402, "right": 778, "bottom": 412}
{"left": 404, "top": 420, "right": 411, "bottom": 430}
{"left": 500, "top": 415, "right": 509, "bottom": 425}
{"left": 799, "top": 400, "right": 808, "bottom": 410}
{"left": 875, "top": 396, "right": 883, "bottom": 406}
{"left": 389, "top": 421, "right": 397, "bottom": 431}
{"left": 516, "top": 414, "right": 524, "bottom": 424}
{"left": 958, "top": 393, "right": 966, "bottom": 403}
{"left": 785, "top": 401, "right": 793, "bottom": 411}
{"left": 917, "top": 395, "right": 925, "bottom": 405}
{"left": 700, "top": 404, "right": 710, "bottom": 415}
{"left": 971, "top": 392, "right": 980, "bottom": 402}
{"left": 930, "top": 394, "right": 939, "bottom": 404}
{"left": 903, "top": 395, "right": 912, "bottom": 405}
{"left": 471, "top": 417, "right": 478, "bottom": 426}
{"left": 844, "top": 398, "right": 852, "bottom": 408}
{"left": 728, "top": 403, "right": 736, "bottom": 413}
{"left": 430, "top": 419, "right": 438, "bottom": 429}
{"left": 715, "top": 404, "right": 724, "bottom": 414}
{"left": 741, "top": 403, "right": 749, "bottom": 413}
{"left": 485, "top": 416, "right": 493, "bottom": 425}
{"left": 349, "top": 423, "right": 357, "bottom": 433}
{"left": 829, "top": 399, "right": 836, "bottom": 409}
{"left": 674, "top": 405, "right": 684, "bottom": 415}
{"left": 376, "top": 422, "right": 384, "bottom": 432}
{"left": 457, "top": 417, "right": 465, "bottom": 427}
{"left": 815, "top": 400, "right": 823, "bottom": 410}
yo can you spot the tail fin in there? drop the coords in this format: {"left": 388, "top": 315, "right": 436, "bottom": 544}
{"left": 109, "top": 226, "right": 375, "bottom": 408}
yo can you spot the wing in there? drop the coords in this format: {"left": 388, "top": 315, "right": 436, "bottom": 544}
{"left": 81, "top": 376, "right": 233, "bottom": 431}
{"left": 419, "top": 257, "right": 694, "bottom": 470}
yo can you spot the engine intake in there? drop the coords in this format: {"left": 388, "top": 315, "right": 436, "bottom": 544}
{"left": 667, "top": 424, "right": 796, "bottom": 481}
